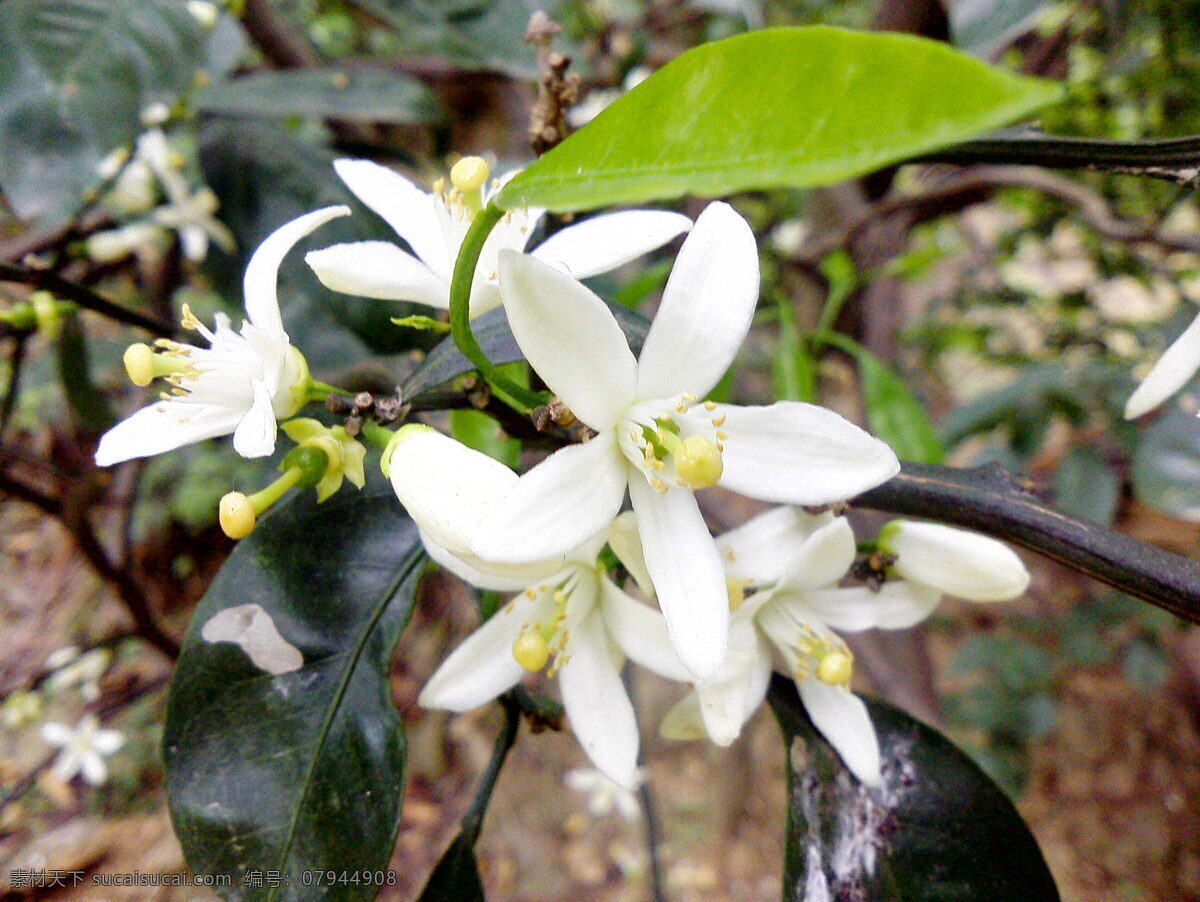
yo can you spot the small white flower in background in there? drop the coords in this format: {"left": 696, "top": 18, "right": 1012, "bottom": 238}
{"left": 1088, "top": 274, "right": 1179, "bottom": 325}
{"left": 186, "top": 0, "right": 220, "bottom": 28}
{"left": 94, "top": 206, "right": 349, "bottom": 465}
{"left": 89, "top": 129, "right": 235, "bottom": 264}
{"left": 305, "top": 155, "right": 691, "bottom": 318}
{"left": 386, "top": 426, "right": 666, "bottom": 789}
{"left": 1124, "top": 310, "right": 1200, "bottom": 419}
{"left": 469, "top": 202, "right": 898, "bottom": 682}
{"left": 567, "top": 66, "right": 652, "bottom": 128}
{"left": 40, "top": 715, "right": 124, "bottom": 786}
{"left": 768, "top": 218, "right": 809, "bottom": 257}
{"left": 565, "top": 766, "right": 645, "bottom": 820}
{"left": 44, "top": 646, "right": 112, "bottom": 702}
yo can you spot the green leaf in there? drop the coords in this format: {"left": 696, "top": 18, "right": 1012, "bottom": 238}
{"left": 0, "top": 0, "right": 204, "bottom": 223}
{"left": 768, "top": 676, "right": 1060, "bottom": 901}
{"left": 347, "top": 0, "right": 559, "bottom": 79}
{"left": 402, "top": 304, "right": 649, "bottom": 407}
{"left": 416, "top": 833, "right": 486, "bottom": 901}
{"left": 1132, "top": 400, "right": 1200, "bottom": 522}
{"left": 772, "top": 297, "right": 817, "bottom": 403}
{"left": 817, "top": 332, "right": 943, "bottom": 464}
{"left": 196, "top": 68, "right": 444, "bottom": 124}
{"left": 56, "top": 314, "right": 114, "bottom": 432}
{"left": 1053, "top": 445, "right": 1118, "bottom": 527}
{"left": 496, "top": 27, "right": 1061, "bottom": 212}
{"left": 164, "top": 486, "right": 425, "bottom": 900}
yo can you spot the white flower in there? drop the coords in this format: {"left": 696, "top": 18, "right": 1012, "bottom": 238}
{"left": 567, "top": 67, "right": 652, "bottom": 128}
{"left": 565, "top": 766, "right": 644, "bottom": 820}
{"left": 44, "top": 647, "right": 112, "bottom": 702}
{"left": 304, "top": 156, "right": 692, "bottom": 317}
{"left": 94, "top": 206, "right": 349, "bottom": 465}
{"left": 40, "top": 715, "right": 124, "bottom": 786}
{"left": 629, "top": 507, "right": 1016, "bottom": 786}
{"left": 469, "top": 202, "right": 899, "bottom": 682}
{"left": 387, "top": 427, "right": 656, "bottom": 788}
{"left": 1125, "top": 310, "right": 1200, "bottom": 418}
{"left": 877, "top": 519, "right": 1030, "bottom": 602}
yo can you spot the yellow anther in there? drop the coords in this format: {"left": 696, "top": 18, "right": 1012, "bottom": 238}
{"left": 431, "top": 176, "right": 445, "bottom": 196}
{"left": 219, "top": 492, "right": 256, "bottom": 540}
{"left": 123, "top": 343, "right": 157, "bottom": 386}
{"left": 674, "top": 435, "right": 723, "bottom": 488}
{"left": 703, "top": 401, "right": 717, "bottom": 411}
{"left": 716, "top": 431, "right": 729, "bottom": 441}
{"left": 513, "top": 630, "right": 550, "bottom": 672}
{"left": 450, "top": 156, "right": 489, "bottom": 193}
{"left": 817, "top": 651, "right": 853, "bottom": 687}
{"left": 726, "top": 577, "right": 745, "bottom": 612}
{"left": 681, "top": 393, "right": 698, "bottom": 402}
{"left": 710, "top": 415, "right": 727, "bottom": 427}
{"left": 180, "top": 303, "right": 202, "bottom": 330}
{"left": 675, "top": 404, "right": 689, "bottom": 414}
{"left": 650, "top": 477, "right": 669, "bottom": 493}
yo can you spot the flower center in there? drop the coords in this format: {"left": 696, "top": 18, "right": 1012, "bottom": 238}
{"left": 435, "top": 155, "right": 491, "bottom": 220}
{"left": 790, "top": 624, "right": 855, "bottom": 688}
{"left": 618, "top": 394, "right": 729, "bottom": 492}
{"left": 510, "top": 575, "right": 578, "bottom": 675}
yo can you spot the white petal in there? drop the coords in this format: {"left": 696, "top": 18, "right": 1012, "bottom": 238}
{"left": 472, "top": 434, "right": 627, "bottom": 564}
{"left": 306, "top": 242, "right": 448, "bottom": 307}
{"left": 418, "top": 596, "right": 549, "bottom": 712}
{"left": 80, "top": 753, "right": 109, "bottom": 785}
{"left": 94, "top": 400, "right": 245, "bottom": 466}
{"left": 387, "top": 427, "right": 518, "bottom": 555}
{"left": 498, "top": 250, "right": 637, "bottom": 429}
{"left": 421, "top": 529, "right": 555, "bottom": 592}
{"left": 51, "top": 750, "right": 82, "bottom": 782}
{"left": 796, "top": 679, "right": 882, "bottom": 787}
{"left": 717, "top": 506, "right": 833, "bottom": 586}
{"left": 40, "top": 722, "right": 72, "bottom": 746}
{"left": 775, "top": 517, "right": 857, "bottom": 593}
{"left": 599, "top": 578, "right": 691, "bottom": 682}
{"left": 333, "top": 159, "right": 449, "bottom": 281}
{"left": 717, "top": 401, "right": 899, "bottom": 505}
{"left": 231, "top": 378, "right": 278, "bottom": 458}
{"left": 1125, "top": 311, "right": 1200, "bottom": 418}
{"left": 696, "top": 618, "right": 772, "bottom": 745}
{"left": 797, "top": 582, "right": 943, "bottom": 633}
{"left": 91, "top": 729, "right": 125, "bottom": 755}
{"left": 559, "top": 609, "right": 640, "bottom": 788}
{"left": 532, "top": 210, "right": 691, "bottom": 279}
{"left": 884, "top": 521, "right": 1030, "bottom": 602}
{"left": 660, "top": 692, "right": 707, "bottom": 741}
{"left": 629, "top": 479, "right": 728, "bottom": 682}
{"left": 606, "top": 511, "right": 653, "bottom": 597}
{"left": 243, "top": 206, "right": 350, "bottom": 333}
{"left": 636, "top": 202, "right": 759, "bottom": 399}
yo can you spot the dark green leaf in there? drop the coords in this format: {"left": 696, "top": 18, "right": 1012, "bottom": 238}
{"left": 1053, "top": 445, "right": 1119, "bottom": 527}
{"left": 497, "top": 27, "right": 1061, "bottom": 212}
{"left": 348, "top": 0, "right": 559, "bottom": 79}
{"left": 1132, "top": 399, "right": 1200, "bottom": 522}
{"left": 164, "top": 486, "right": 425, "bottom": 900}
{"left": 0, "top": 0, "right": 203, "bottom": 223}
{"left": 768, "top": 676, "right": 1059, "bottom": 902}
{"left": 196, "top": 68, "right": 443, "bottom": 124}
{"left": 56, "top": 314, "right": 115, "bottom": 432}
{"left": 416, "top": 833, "right": 486, "bottom": 901}
{"left": 402, "top": 303, "right": 649, "bottom": 407}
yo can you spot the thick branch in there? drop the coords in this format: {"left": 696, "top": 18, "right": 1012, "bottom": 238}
{"left": 921, "top": 129, "right": 1200, "bottom": 186}
{"left": 854, "top": 462, "right": 1200, "bottom": 623}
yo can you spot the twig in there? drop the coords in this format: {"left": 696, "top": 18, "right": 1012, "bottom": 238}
{"left": 854, "top": 461, "right": 1200, "bottom": 624}
{"left": 459, "top": 692, "right": 521, "bottom": 844}
{"left": 525, "top": 12, "right": 579, "bottom": 155}
{"left": 0, "top": 335, "right": 28, "bottom": 442}
{"left": 0, "top": 262, "right": 174, "bottom": 337}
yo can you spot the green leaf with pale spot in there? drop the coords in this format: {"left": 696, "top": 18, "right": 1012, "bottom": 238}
{"left": 496, "top": 27, "right": 1061, "bottom": 213}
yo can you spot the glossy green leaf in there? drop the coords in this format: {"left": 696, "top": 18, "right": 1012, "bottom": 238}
{"left": 768, "top": 676, "right": 1059, "bottom": 901}
{"left": 401, "top": 304, "right": 649, "bottom": 407}
{"left": 0, "top": 0, "right": 203, "bottom": 224}
{"left": 196, "top": 68, "right": 443, "bottom": 124}
{"left": 1132, "top": 399, "right": 1200, "bottom": 522}
{"left": 164, "top": 486, "right": 426, "bottom": 900}
{"left": 1053, "top": 445, "right": 1118, "bottom": 527}
{"left": 496, "top": 27, "right": 1061, "bottom": 212}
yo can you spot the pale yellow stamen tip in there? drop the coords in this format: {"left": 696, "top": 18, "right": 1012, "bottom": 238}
{"left": 726, "top": 577, "right": 745, "bottom": 612}
{"left": 817, "top": 652, "right": 853, "bottom": 687}
{"left": 123, "top": 343, "right": 156, "bottom": 387}
{"left": 179, "top": 303, "right": 202, "bottom": 330}
{"left": 219, "top": 492, "right": 256, "bottom": 540}
{"left": 674, "top": 435, "right": 723, "bottom": 488}
{"left": 512, "top": 630, "right": 550, "bottom": 672}
{"left": 450, "top": 156, "right": 489, "bottom": 194}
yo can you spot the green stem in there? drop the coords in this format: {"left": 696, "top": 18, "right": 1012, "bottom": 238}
{"left": 306, "top": 379, "right": 350, "bottom": 402}
{"left": 448, "top": 204, "right": 545, "bottom": 413}
{"left": 358, "top": 419, "right": 394, "bottom": 451}
{"left": 247, "top": 466, "right": 303, "bottom": 513}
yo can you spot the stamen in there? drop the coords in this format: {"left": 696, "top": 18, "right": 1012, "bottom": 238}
{"left": 726, "top": 577, "right": 745, "bottom": 612}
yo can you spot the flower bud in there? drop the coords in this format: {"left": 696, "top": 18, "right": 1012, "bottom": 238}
{"left": 879, "top": 520, "right": 1030, "bottom": 602}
